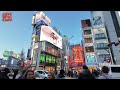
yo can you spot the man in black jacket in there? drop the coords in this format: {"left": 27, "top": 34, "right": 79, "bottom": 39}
{"left": 78, "top": 65, "right": 95, "bottom": 79}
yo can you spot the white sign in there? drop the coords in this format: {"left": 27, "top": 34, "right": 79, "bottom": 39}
{"left": 32, "top": 12, "right": 51, "bottom": 26}
{"left": 85, "top": 43, "right": 93, "bottom": 46}
{"left": 40, "top": 26, "right": 62, "bottom": 49}
{"left": 91, "top": 11, "right": 104, "bottom": 27}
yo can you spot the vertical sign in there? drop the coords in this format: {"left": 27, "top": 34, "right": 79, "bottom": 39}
{"left": 72, "top": 46, "right": 84, "bottom": 65}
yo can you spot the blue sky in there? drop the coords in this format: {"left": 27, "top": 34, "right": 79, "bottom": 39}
{"left": 0, "top": 11, "right": 90, "bottom": 58}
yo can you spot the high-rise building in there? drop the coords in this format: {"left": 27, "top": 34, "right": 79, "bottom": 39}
{"left": 90, "top": 11, "right": 112, "bottom": 66}
{"left": 91, "top": 11, "right": 120, "bottom": 65}
{"left": 81, "top": 19, "right": 97, "bottom": 71}
{"left": 31, "top": 12, "right": 62, "bottom": 71}
{"left": 62, "top": 35, "right": 70, "bottom": 70}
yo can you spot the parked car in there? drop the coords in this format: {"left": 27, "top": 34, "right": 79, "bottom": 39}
{"left": 34, "top": 70, "right": 48, "bottom": 79}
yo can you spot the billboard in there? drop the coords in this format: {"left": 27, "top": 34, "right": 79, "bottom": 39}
{"left": 86, "top": 55, "right": 96, "bottom": 63}
{"left": 72, "top": 46, "right": 84, "bottom": 65}
{"left": 3, "top": 51, "right": 13, "bottom": 57}
{"left": 40, "top": 26, "right": 62, "bottom": 49}
{"left": 32, "top": 12, "right": 51, "bottom": 26}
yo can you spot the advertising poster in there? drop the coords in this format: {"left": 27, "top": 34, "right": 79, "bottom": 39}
{"left": 72, "top": 46, "right": 84, "bottom": 65}
{"left": 40, "top": 26, "right": 62, "bottom": 49}
{"left": 86, "top": 55, "right": 96, "bottom": 63}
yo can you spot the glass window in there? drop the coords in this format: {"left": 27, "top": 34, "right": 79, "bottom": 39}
{"left": 84, "top": 38, "right": 92, "bottom": 43}
{"left": 37, "top": 71, "right": 43, "bottom": 74}
{"left": 95, "top": 33, "right": 106, "bottom": 39}
{"left": 84, "top": 30, "right": 91, "bottom": 35}
{"left": 97, "top": 43, "right": 108, "bottom": 49}
{"left": 46, "top": 55, "right": 49, "bottom": 63}
{"left": 85, "top": 46, "right": 94, "bottom": 53}
{"left": 49, "top": 56, "right": 51, "bottom": 63}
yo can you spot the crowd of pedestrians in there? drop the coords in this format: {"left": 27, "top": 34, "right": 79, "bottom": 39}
{"left": 0, "top": 65, "right": 112, "bottom": 79}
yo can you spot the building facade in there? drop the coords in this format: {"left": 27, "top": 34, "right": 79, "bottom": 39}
{"left": 31, "top": 12, "right": 62, "bottom": 71}
{"left": 91, "top": 11, "right": 120, "bottom": 65}
{"left": 81, "top": 19, "right": 97, "bottom": 71}
{"left": 62, "top": 35, "right": 70, "bottom": 70}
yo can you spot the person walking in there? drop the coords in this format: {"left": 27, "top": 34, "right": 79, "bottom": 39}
{"left": 98, "top": 66, "right": 112, "bottom": 79}
{"left": 47, "top": 71, "right": 55, "bottom": 79}
{"left": 56, "top": 69, "right": 66, "bottom": 79}
{"left": 78, "top": 65, "right": 95, "bottom": 79}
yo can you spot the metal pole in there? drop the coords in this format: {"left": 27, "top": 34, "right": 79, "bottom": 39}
{"left": 104, "top": 48, "right": 113, "bottom": 64}
{"left": 36, "top": 39, "right": 42, "bottom": 70}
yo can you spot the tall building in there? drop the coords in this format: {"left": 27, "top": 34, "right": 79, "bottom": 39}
{"left": 81, "top": 19, "right": 97, "bottom": 71}
{"left": 62, "top": 35, "right": 70, "bottom": 70}
{"left": 31, "top": 12, "right": 62, "bottom": 71}
{"left": 91, "top": 11, "right": 120, "bottom": 65}
{"left": 90, "top": 11, "right": 112, "bottom": 66}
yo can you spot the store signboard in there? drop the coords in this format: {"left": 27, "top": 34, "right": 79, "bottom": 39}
{"left": 72, "top": 46, "right": 84, "bottom": 65}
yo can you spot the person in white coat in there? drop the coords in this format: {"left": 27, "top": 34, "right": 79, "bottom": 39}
{"left": 98, "top": 66, "right": 112, "bottom": 79}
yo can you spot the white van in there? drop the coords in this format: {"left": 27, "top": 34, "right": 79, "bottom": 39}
{"left": 108, "top": 65, "right": 120, "bottom": 79}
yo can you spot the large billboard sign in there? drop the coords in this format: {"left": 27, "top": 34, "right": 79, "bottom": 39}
{"left": 32, "top": 12, "right": 51, "bottom": 26}
{"left": 72, "top": 46, "right": 84, "bottom": 65}
{"left": 40, "top": 26, "right": 62, "bottom": 49}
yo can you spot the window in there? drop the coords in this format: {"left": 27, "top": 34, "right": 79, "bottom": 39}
{"left": 97, "top": 43, "right": 108, "bottom": 49}
{"left": 37, "top": 71, "right": 43, "bottom": 74}
{"left": 99, "top": 54, "right": 109, "bottom": 58}
{"left": 84, "top": 38, "right": 93, "bottom": 43}
{"left": 111, "top": 67, "right": 120, "bottom": 73}
{"left": 85, "top": 46, "right": 94, "bottom": 53}
{"left": 95, "top": 33, "right": 106, "bottom": 39}
{"left": 44, "top": 71, "right": 48, "bottom": 74}
{"left": 84, "top": 30, "right": 91, "bottom": 35}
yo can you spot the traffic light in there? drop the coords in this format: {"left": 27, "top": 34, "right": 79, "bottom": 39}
{"left": 114, "top": 42, "right": 119, "bottom": 46}
{"left": 107, "top": 44, "right": 112, "bottom": 47}
{"left": 107, "top": 42, "right": 115, "bottom": 47}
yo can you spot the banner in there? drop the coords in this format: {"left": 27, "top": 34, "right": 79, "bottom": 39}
{"left": 72, "top": 46, "right": 84, "bottom": 65}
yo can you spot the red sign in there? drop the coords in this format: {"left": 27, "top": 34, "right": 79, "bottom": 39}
{"left": 2, "top": 12, "right": 12, "bottom": 21}
{"left": 72, "top": 46, "right": 84, "bottom": 65}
